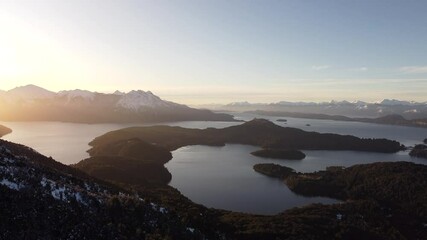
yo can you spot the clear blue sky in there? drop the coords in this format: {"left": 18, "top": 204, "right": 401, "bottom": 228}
{"left": 0, "top": 0, "right": 426, "bottom": 104}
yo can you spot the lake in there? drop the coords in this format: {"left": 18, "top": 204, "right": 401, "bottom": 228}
{"left": 1, "top": 114, "right": 427, "bottom": 214}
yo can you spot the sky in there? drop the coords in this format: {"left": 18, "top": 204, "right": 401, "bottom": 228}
{"left": 0, "top": 0, "right": 426, "bottom": 104}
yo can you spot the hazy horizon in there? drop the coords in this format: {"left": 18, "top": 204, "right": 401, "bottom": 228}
{"left": 1, "top": 0, "right": 426, "bottom": 104}
{"left": 1, "top": 83, "right": 426, "bottom": 106}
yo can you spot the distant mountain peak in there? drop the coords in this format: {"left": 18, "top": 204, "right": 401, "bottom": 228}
{"left": 116, "top": 90, "right": 176, "bottom": 110}
{"left": 113, "top": 90, "right": 125, "bottom": 95}
{"left": 227, "top": 101, "right": 252, "bottom": 106}
{"left": 7, "top": 84, "right": 55, "bottom": 100}
{"left": 379, "top": 99, "right": 413, "bottom": 106}
{"left": 10, "top": 84, "right": 49, "bottom": 92}
{"left": 58, "top": 89, "right": 96, "bottom": 101}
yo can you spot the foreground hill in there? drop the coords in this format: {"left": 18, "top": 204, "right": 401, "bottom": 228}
{"left": 0, "top": 85, "right": 235, "bottom": 123}
{"left": 0, "top": 125, "right": 12, "bottom": 137}
{"left": 0, "top": 139, "right": 224, "bottom": 239}
{"left": 89, "top": 118, "right": 404, "bottom": 153}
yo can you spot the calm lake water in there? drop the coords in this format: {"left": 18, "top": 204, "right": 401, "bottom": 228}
{"left": 1, "top": 113, "right": 427, "bottom": 214}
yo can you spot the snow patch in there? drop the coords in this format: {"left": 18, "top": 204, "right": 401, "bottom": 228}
{"left": 40, "top": 177, "right": 55, "bottom": 188}
{"left": 116, "top": 90, "right": 174, "bottom": 110}
{"left": 58, "top": 89, "right": 95, "bottom": 102}
{"left": 159, "top": 207, "right": 167, "bottom": 214}
{"left": 0, "top": 178, "right": 22, "bottom": 190}
{"left": 113, "top": 90, "right": 125, "bottom": 96}
{"left": 51, "top": 186, "right": 67, "bottom": 200}
{"left": 404, "top": 109, "right": 418, "bottom": 113}
{"left": 2, "top": 158, "right": 15, "bottom": 163}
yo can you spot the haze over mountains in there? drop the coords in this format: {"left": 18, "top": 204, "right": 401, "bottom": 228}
{"left": 0, "top": 85, "right": 234, "bottom": 123}
{"left": 205, "top": 99, "right": 427, "bottom": 119}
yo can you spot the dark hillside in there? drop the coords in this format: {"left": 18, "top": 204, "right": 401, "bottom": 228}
{"left": 0, "top": 139, "right": 221, "bottom": 239}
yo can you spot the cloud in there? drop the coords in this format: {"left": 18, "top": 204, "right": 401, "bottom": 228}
{"left": 400, "top": 66, "right": 427, "bottom": 74}
{"left": 311, "top": 65, "right": 330, "bottom": 70}
{"left": 348, "top": 67, "right": 368, "bottom": 72}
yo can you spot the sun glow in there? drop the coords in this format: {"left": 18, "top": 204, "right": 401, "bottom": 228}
{"left": 0, "top": 14, "right": 93, "bottom": 90}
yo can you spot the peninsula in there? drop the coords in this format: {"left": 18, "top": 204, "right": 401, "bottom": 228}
{"left": 0, "top": 125, "right": 12, "bottom": 137}
{"left": 89, "top": 119, "right": 404, "bottom": 153}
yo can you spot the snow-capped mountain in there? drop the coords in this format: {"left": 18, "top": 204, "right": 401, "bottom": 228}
{"left": 113, "top": 90, "right": 125, "bottom": 96}
{"left": 226, "top": 101, "right": 253, "bottom": 106}
{"left": 0, "top": 85, "right": 235, "bottom": 123}
{"left": 58, "top": 89, "right": 96, "bottom": 102}
{"left": 116, "top": 90, "right": 181, "bottom": 110}
{"left": 379, "top": 99, "right": 416, "bottom": 106}
{"left": 276, "top": 101, "right": 318, "bottom": 106}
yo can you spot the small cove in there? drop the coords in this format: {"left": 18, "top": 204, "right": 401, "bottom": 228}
{"left": 166, "top": 143, "right": 424, "bottom": 215}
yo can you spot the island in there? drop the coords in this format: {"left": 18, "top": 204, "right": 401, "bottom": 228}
{"left": 409, "top": 144, "right": 427, "bottom": 159}
{"left": 276, "top": 119, "right": 287, "bottom": 122}
{"left": 251, "top": 149, "right": 306, "bottom": 160}
{"left": 0, "top": 124, "right": 12, "bottom": 137}
{"left": 253, "top": 163, "right": 295, "bottom": 178}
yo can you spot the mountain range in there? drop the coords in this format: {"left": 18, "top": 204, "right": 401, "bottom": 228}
{"left": 203, "top": 99, "right": 427, "bottom": 119}
{"left": 0, "top": 85, "right": 235, "bottom": 123}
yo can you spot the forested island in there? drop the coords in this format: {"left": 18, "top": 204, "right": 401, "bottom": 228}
{"left": 251, "top": 149, "right": 306, "bottom": 160}
{"left": 0, "top": 125, "right": 12, "bottom": 137}
{"left": 253, "top": 163, "right": 295, "bottom": 178}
